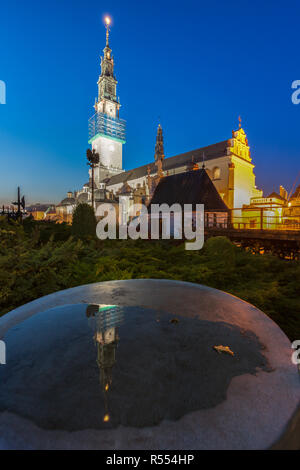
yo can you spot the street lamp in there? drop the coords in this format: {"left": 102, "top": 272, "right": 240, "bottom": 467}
{"left": 86, "top": 149, "right": 100, "bottom": 210}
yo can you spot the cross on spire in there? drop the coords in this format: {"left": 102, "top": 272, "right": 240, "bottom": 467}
{"left": 104, "top": 16, "right": 111, "bottom": 46}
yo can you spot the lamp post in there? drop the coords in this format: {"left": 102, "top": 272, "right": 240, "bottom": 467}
{"left": 86, "top": 149, "right": 100, "bottom": 210}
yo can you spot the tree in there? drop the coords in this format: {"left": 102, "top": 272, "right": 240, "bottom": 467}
{"left": 71, "top": 203, "right": 97, "bottom": 239}
{"left": 86, "top": 149, "right": 100, "bottom": 210}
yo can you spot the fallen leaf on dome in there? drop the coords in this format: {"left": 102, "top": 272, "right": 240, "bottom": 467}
{"left": 213, "top": 345, "right": 234, "bottom": 356}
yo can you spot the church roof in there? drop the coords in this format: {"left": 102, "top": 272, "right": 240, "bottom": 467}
{"left": 77, "top": 193, "right": 89, "bottom": 203}
{"left": 58, "top": 197, "right": 76, "bottom": 206}
{"left": 149, "top": 168, "right": 229, "bottom": 212}
{"left": 106, "top": 140, "right": 229, "bottom": 187}
{"left": 267, "top": 192, "right": 285, "bottom": 201}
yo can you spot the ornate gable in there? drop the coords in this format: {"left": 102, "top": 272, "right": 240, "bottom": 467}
{"left": 230, "top": 128, "right": 252, "bottom": 162}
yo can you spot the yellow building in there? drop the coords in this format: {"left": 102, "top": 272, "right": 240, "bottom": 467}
{"left": 232, "top": 182, "right": 300, "bottom": 231}
{"left": 27, "top": 204, "right": 57, "bottom": 221}
{"left": 236, "top": 192, "right": 286, "bottom": 230}
{"left": 283, "top": 185, "right": 300, "bottom": 229}
{"left": 55, "top": 192, "right": 76, "bottom": 224}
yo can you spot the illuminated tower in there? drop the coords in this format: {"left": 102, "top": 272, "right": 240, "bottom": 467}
{"left": 88, "top": 17, "right": 126, "bottom": 185}
{"left": 86, "top": 304, "right": 123, "bottom": 423}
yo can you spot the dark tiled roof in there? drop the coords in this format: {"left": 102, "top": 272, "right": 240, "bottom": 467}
{"left": 106, "top": 140, "right": 229, "bottom": 186}
{"left": 77, "top": 193, "right": 89, "bottom": 203}
{"left": 95, "top": 198, "right": 118, "bottom": 205}
{"left": 267, "top": 192, "right": 285, "bottom": 201}
{"left": 149, "top": 169, "right": 229, "bottom": 212}
{"left": 27, "top": 204, "right": 53, "bottom": 212}
{"left": 58, "top": 197, "right": 76, "bottom": 206}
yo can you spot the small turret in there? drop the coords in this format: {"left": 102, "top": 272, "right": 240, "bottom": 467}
{"left": 154, "top": 124, "right": 165, "bottom": 162}
{"left": 154, "top": 124, "right": 165, "bottom": 179}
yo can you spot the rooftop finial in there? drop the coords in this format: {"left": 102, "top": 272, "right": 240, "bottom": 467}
{"left": 238, "top": 115, "right": 242, "bottom": 128}
{"left": 104, "top": 16, "right": 111, "bottom": 46}
{"left": 157, "top": 118, "right": 162, "bottom": 133}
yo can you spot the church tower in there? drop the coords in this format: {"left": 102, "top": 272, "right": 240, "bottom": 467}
{"left": 88, "top": 17, "right": 126, "bottom": 186}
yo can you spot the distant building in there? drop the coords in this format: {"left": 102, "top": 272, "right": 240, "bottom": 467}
{"left": 283, "top": 185, "right": 300, "bottom": 229}
{"left": 26, "top": 204, "right": 57, "bottom": 221}
{"left": 236, "top": 192, "right": 286, "bottom": 230}
{"left": 44, "top": 206, "right": 59, "bottom": 221}
{"left": 55, "top": 192, "right": 76, "bottom": 223}
{"left": 232, "top": 183, "right": 300, "bottom": 230}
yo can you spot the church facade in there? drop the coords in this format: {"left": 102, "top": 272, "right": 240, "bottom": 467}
{"left": 57, "top": 21, "right": 263, "bottom": 222}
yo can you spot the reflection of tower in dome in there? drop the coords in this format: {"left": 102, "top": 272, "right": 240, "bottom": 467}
{"left": 86, "top": 305, "right": 123, "bottom": 423}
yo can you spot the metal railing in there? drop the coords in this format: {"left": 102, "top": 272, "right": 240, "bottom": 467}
{"left": 230, "top": 208, "right": 300, "bottom": 231}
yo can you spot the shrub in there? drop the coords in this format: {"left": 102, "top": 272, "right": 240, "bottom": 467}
{"left": 71, "top": 203, "right": 97, "bottom": 239}
{"left": 0, "top": 221, "right": 299, "bottom": 341}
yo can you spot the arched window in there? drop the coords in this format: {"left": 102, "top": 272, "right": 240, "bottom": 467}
{"left": 212, "top": 167, "right": 221, "bottom": 180}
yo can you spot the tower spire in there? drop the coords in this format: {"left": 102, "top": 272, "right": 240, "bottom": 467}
{"left": 93, "top": 15, "right": 121, "bottom": 116}
{"left": 154, "top": 123, "right": 165, "bottom": 161}
{"left": 104, "top": 16, "right": 111, "bottom": 46}
{"left": 153, "top": 123, "right": 165, "bottom": 179}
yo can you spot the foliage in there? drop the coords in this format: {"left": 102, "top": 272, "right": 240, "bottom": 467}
{"left": 86, "top": 148, "right": 100, "bottom": 166}
{"left": 71, "top": 203, "right": 97, "bottom": 239}
{"left": 0, "top": 219, "right": 299, "bottom": 341}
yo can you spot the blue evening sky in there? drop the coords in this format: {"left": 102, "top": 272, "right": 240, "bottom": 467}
{"left": 0, "top": 0, "right": 299, "bottom": 204}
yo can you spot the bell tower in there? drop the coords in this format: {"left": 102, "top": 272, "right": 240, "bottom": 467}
{"left": 88, "top": 17, "right": 126, "bottom": 185}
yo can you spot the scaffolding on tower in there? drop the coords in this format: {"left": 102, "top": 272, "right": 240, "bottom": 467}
{"left": 88, "top": 112, "right": 126, "bottom": 144}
